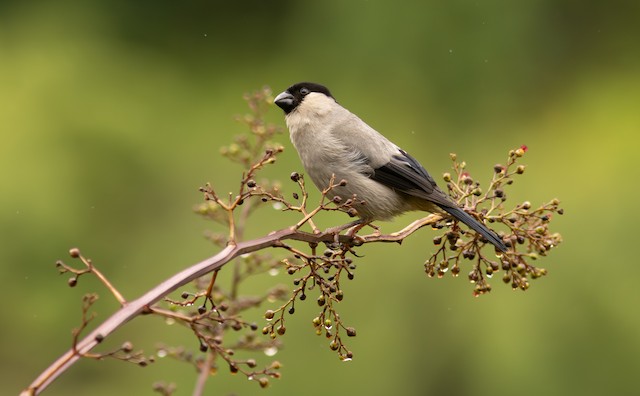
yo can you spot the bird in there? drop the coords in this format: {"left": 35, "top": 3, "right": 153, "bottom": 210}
{"left": 273, "top": 82, "right": 507, "bottom": 253}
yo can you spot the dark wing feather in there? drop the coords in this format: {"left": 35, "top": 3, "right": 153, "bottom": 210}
{"left": 370, "top": 149, "right": 455, "bottom": 208}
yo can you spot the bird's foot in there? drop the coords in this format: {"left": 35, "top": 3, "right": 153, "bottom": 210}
{"left": 322, "top": 219, "right": 364, "bottom": 237}
{"left": 320, "top": 219, "right": 370, "bottom": 245}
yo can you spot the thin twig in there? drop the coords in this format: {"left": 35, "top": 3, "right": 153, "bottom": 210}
{"left": 193, "top": 349, "right": 216, "bottom": 396}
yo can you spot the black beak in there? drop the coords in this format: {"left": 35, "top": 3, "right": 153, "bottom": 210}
{"left": 274, "top": 91, "right": 296, "bottom": 114}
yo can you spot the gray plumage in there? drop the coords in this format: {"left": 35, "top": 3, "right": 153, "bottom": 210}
{"left": 274, "top": 82, "right": 507, "bottom": 252}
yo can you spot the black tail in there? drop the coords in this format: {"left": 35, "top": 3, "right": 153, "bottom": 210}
{"left": 440, "top": 206, "right": 508, "bottom": 253}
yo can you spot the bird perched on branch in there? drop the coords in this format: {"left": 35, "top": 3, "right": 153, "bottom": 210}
{"left": 274, "top": 82, "right": 507, "bottom": 253}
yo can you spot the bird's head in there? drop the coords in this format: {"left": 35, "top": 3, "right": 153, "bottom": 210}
{"left": 274, "top": 82, "right": 335, "bottom": 115}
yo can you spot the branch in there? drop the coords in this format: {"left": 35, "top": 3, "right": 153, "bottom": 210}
{"left": 21, "top": 218, "right": 437, "bottom": 396}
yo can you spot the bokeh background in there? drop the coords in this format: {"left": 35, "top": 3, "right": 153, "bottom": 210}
{"left": 2, "top": 1, "right": 639, "bottom": 395}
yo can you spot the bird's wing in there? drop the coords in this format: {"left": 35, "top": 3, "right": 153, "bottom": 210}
{"left": 369, "top": 148, "right": 457, "bottom": 208}
{"left": 328, "top": 112, "right": 454, "bottom": 208}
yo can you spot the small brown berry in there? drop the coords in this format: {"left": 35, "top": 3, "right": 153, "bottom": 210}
{"left": 121, "top": 341, "right": 133, "bottom": 353}
{"left": 468, "top": 270, "right": 479, "bottom": 283}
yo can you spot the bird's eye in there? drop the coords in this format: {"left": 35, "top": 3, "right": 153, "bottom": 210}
{"left": 299, "top": 87, "right": 310, "bottom": 96}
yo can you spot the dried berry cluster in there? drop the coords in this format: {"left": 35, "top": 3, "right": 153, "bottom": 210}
{"left": 57, "top": 252, "right": 156, "bottom": 367}
{"left": 261, "top": 237, "right": 358, "bottom": 361}
{"left": 197, "top": 161, "right": 364, "bottom": 363}
{"left": 425, "top": 146, "right": 563, "bottom": 296}
{"left": 174, "top": 87, "right": 289, "bottom": 388}
{"left": 160, "top": 279, "right": 286, "bottom": 389}
{"left": 220, "top": 88, "right": 284, "bottom": 168}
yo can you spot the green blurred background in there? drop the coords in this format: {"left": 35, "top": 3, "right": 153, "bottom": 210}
{"left": 2, "top": 1, "right": 639, "bottom": 395}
